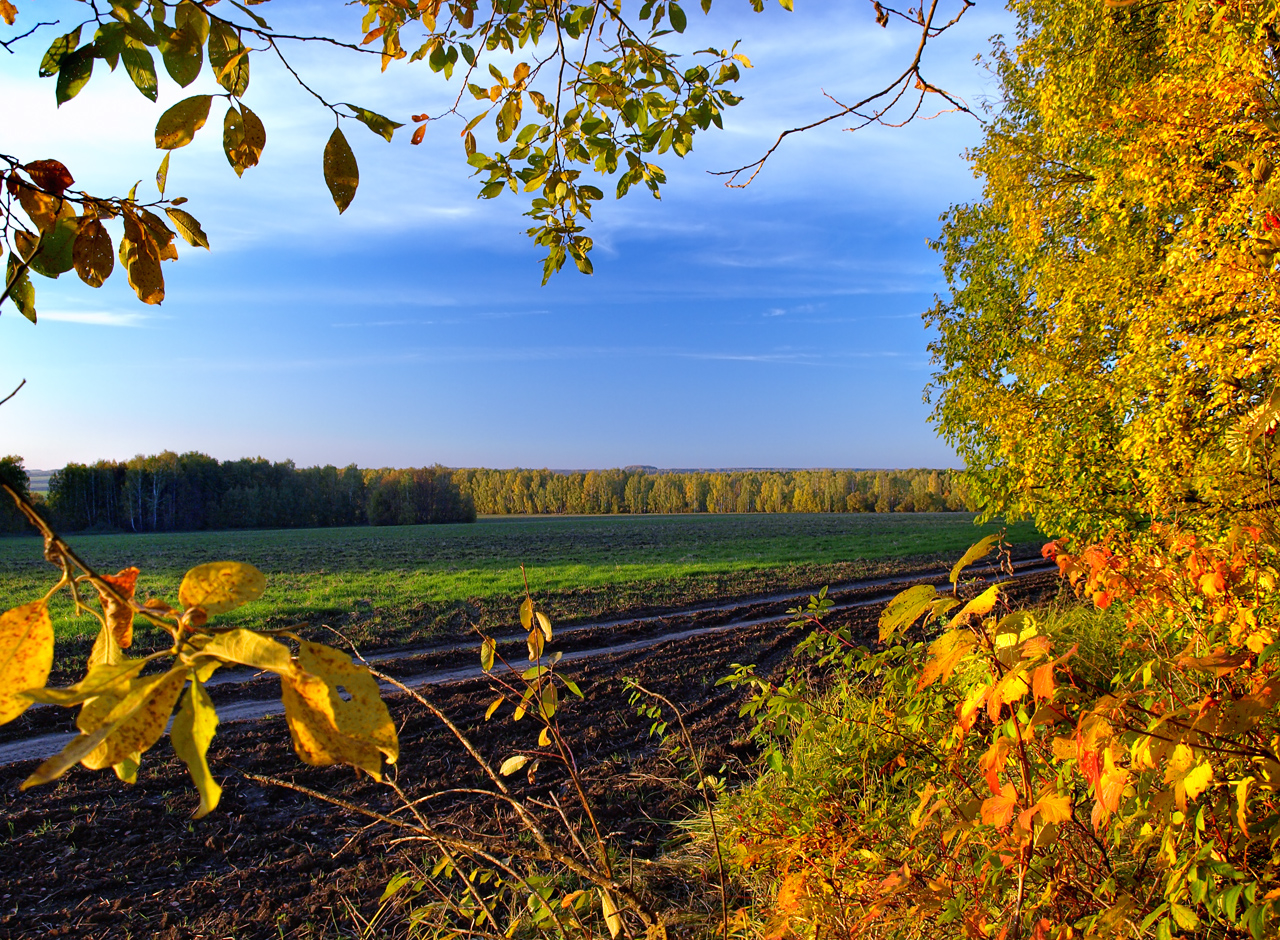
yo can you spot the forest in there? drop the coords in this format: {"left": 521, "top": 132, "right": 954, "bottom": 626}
{"left": 0, "top": 453, "right": 973, "bottom": 533}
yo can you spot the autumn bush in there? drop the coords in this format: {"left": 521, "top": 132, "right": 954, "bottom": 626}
{"left": 715, "top": 529, "right": 1280, "bottom": 939}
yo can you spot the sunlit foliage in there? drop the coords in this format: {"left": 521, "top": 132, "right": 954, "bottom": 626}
{"left": 928, "top": 0, "right": 1280, "bottom": 540}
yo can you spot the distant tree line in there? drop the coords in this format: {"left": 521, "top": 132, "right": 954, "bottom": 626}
{"left": 1, "top": 455, "right": 974, "bottom": 534}
{"left": 453, "top": 467, "right": 974, "bottom": 515}
{"left": 36, "top": 454, "right": 474, "bottom": 532}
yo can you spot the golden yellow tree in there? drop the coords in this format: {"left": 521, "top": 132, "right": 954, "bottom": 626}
{"left": 929, "top": 0, "right": 1280, "bottom": 540}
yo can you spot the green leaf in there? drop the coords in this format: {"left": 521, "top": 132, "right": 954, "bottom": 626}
{"left": 161, "top": 17, "right": 205, "bottom": 87}
{"left": 170, "top": 678, "right": 221, "bottom": 817}
{"left": 93, "top": 23, "right": 126, "bottom": 71}
{"left": 228, "top": 0, "right": 271, "bottom": 29}
{"left": 323, "top": 127, "right": 359, "bottom": 214}
{"left": 175, "top": 0, "right": 211, "bottom": 44}
{"left": 164, "top": 208, "right": 210, "bottom": 250}
{"left": 208, "top": 19, "right": 249, "bottom": 96}
{"left": 39, "top": 26, "right": 81, "bottom": 78}
{"left": 341, "top": 104, "right": 403, "bottom": 143}
{"left": 26, "top": 212, "right": 79, "bottom": 279}
{"left": 669, "top": 2, "right": 687, "bottom": 32}
{"left": 55, "top": 45, "right": 94, "bottom": 106}
{"left": 110, "top": 4, "right": 159, "bottom": 46}
{"left": 121, "top": 35, "right": 158, "bottom": 101}
{"left": 155, "top": 94, "right": 213, "bottom": 150}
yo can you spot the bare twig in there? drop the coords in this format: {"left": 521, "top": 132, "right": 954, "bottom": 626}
{"left": 0, "top": 378, "right": 26, "bottom": 407}
{"left": 0, "top": 20, "right": 57, "bottom": 53}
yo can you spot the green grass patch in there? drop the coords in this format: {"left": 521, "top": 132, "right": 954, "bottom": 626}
{"left": 0, "top": 513, "right": 1040, "bottom": 662}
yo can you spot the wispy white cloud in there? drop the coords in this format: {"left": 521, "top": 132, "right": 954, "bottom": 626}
{"left": 37, "top": 310, "right": 148, "bottom": 327}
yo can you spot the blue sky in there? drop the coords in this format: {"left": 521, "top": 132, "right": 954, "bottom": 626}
{"left": 0, "top": 0, "right": 1007, "bottom": 471}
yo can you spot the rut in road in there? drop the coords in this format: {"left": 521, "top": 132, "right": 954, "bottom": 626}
{"left": 0, "top": 558, "right": 1055, "bottom": 766}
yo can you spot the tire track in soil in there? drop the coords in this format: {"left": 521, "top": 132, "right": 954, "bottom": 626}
{"left": 0, "top": 559, "right": 1053, "bottom": 766}
{"left": 0, "top": 567, "right": 1060, "bottom": 940}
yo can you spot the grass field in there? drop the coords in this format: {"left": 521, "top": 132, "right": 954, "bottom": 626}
{"left": 0, "top": 513, "right": 1041, "bottom": 659}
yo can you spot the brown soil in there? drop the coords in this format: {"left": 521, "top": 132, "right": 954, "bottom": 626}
{"left": 0, "top": 572, "right": 1061, "bottom": 940}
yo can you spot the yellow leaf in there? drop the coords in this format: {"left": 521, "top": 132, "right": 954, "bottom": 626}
{"left": 222, "top": 103, "right": 266, "bottom": 176}
{"left": 1164, "top": 743, "right": 1213, "bottom": 811}
{"left": 988, "top": 668, "right": 1031, "bottom": 721}
{"left": 879, "top": 583, "right": 940, "bottom": 642}
{"left": 0, "top": 601, "right": 54, "bottom": 725}
{"left": 193, "top": 628, "right": 292, "bottom": 674}
{"left": 154, "top": 94, "right": 213, "bottom": 149}
{"left": 22, "top": 658, "right": 146, "bottom": 707}
{"left": 948, "top": 583, "right": 1002, "bottom": 628}
{"left": 485, "top": 696, "right": 502, "bottom": 720}
{"left": 179, "top": 561, "right": 266, "bottom": 615}
{"left": 480, "top": 636, "right": 496, "bottom": 672}
{"left": 520, "top": 596, "right": 534, "bottom": 630}
{"left": 500, "top": 754, "right": 529, "bottom": 775}
{"left": 950, "top": 534, "right": 1001, "bottom": 587}
{"left": 955, "top": 682, "right": 989, "bottom": 733}
{"left": 1034, "top": 785, "right": 1073, "bottom": 825}
{"left": 917, "top": 629, "right": 975, "bottom": 690}
{"left": 536, "top": 610, "right": 552, "bottom": 641}
{"left": 600, "top": 887, "right": 622, "bottom": 939}
{"left": 281, "top": 669, "right": 384, "bottom": 778}
{"left": 79, "top": 667, "right": 187, "bottom": 770}
{"left": 22, "top": 726, "right": 114, "bottom": 789}
{"left": 295, "top": 641, "right": 397, "bottom": 764}
{"left": 171, "top": 677, "right": 222, "bottom": 817}
{"left": 88, "top": 625, "right": 123, "bottom": 668}
{"left": 118, "top": 211, "right": 165, "bottom": 305}
{"left": 113, "top": 752, "right": 140, "bottom": 783}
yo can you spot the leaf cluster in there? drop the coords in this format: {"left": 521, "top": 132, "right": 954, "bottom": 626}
{"left": 0, "top": 484, "right": 397, "bottom": 818}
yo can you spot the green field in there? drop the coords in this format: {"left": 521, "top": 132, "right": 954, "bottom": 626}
{"left": 0, "top": 513, "right": 1040, "bottom": 661}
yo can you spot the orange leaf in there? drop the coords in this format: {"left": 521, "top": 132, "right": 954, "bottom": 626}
{"left": 988, "top": 669, "right": 1030, "bottom": 721}
{"left": 97, "top": 567, "right": 140, "bottom": 649}
{"left": 981, "top": 782, "right": 1019, "bottom": 827}
{"left": 956, "top": 683, "right": 989, "bottom": 733}
{"left": 411, "top": 123, "right": 426, "bottom": 145}
{"left": 979, "top": 735, "right": 1012, "bottom": 794}
{"left": 362, "top": 25, "right": 386, "bottom": 44}
{"left": 0, "top": 1, "right": 16, "bottom": 26}
{"left": 1032, "top": 661, "right": 1056, "bottom": 702}
{"left": 1095, "top": 751, "right": 1130, "bottom": 816}
{"left": 775, "top": 871, "right": 806, "bottom": 914}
